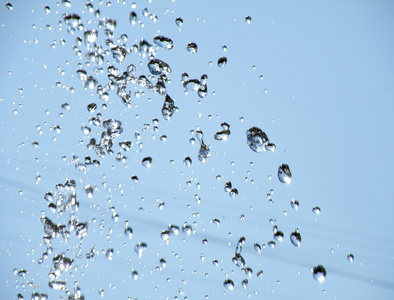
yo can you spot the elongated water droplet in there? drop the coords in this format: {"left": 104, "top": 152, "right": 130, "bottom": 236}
{"left": 148, "top": 58, "right": 171, "bottom": 75}
{"left": 278, "top": 164, "right": 292, "bottom": 183}
{"left": 6, "top": 2, "right": 13, "bottom": 10}
{"left": 290, "top": 229, "right": 302, "bottom": 247}
{"left": 153, "top": 35, "right": 173, "bottom": 50}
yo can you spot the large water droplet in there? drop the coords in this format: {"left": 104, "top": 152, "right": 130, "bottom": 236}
{"left": 153, "top": 35, "right": 173, "bottom": 50}
{"left": 147, "top": 58, "right": 171, "bottom": 75}
{"left": 312, "top": 265, "right": 327, "bottom": 283}
{"left": 246, "top": 127, "right": 269, "bottom": 152}
{"left": 217, "top": 57, "right": 227, "bottom": 68}
{"left": 186, "top": 42, "right": 198, "bottom": 54}
{"left": 175, "top": 17, "right": 183, "bottom": 27}
{"left": 142, "top": 157, "right": 152, "bottom": 168}
{"left": 278, "top": 164, "right": 292, "bottom": 184}
{"left": 290, "top": 229, "right": 302, "bottom": 247}
{"left": 223, "top": 279, "right": 234, "bottom": 291}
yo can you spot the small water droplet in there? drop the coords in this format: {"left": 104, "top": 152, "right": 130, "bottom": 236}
{"left": 223, "top": 279, "right": 234, "bottom": 291}
{"left": 6, "top": 2, "right": 13, "bottom": 10}
{"left": 291, "top": 199, "right": 299, "bottom": 210}
{"left": 347, "top": 253, "right": 354, "bottom": 263}
{"left": 245, "top": 16, "right": 252, "bottom": 24}
{"left": 312, "top": 206, "right": 321, "bottom": 215}
{"left": 290, "top": 229, "right": 302, "bottom": 247}
{"left": 184, "top": 157, "right": 192, "bottom": 167}
{"left": 186, "top": 42, "right": 198, "bottom": 54}
{"left": 217, "top": 57, "right": 227, "bottom": 68}
{"left": 175, "top": 17, "right": 183, "bottom": 27}
{"left": 312, "top": 265, "right": 326, "bottom": 283}
{"left": 134, "top": 242, "right": 148, "bottom": 258}
{"left": 141, "top": 157, "right": 152, "bottom": 168}
{"left": 278, "top": 164, "right": 292, "bottom": 184}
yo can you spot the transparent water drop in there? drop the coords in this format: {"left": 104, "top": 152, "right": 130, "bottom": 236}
{"left": 186, "top": 42, "right": 198, "bottom": 54}
{"left": 217, "top": 57, "right": 227, "bottom": 68}
{"left": 129, "top": 11, "right": 137, "bottom": 25}
{"left": 161, "top": 94, "right": 178, "bottom": 121}
{"left": 142, "top": 157, "right": 152, "bottom": 168}
{"left": 224, "top": 181, "right": 232, "bottom": 193}
{"left": 134, "top": 242, "right": 148, "bottom": 258}
{"left": 214, "top": 122, "right": 231, "bottom": 141}
{"left": 106, "top": 248, "right": 114, "bottom": 260}
{"left": 273, "top": 230, "right": 284, "bottom": 242}
{"left": 254, "top": 243, "right": 261, "bottom": 254}
{"left": 111, "top": 46, "right": 127, "bottom": 63}
{"left": 44, "top": 6, "right": 50, "bottom": 14}
{"left": 223, "top": 279, "right": 234, "bottom": 291}
{"left": 184, "top": 157, "right": 192, "bottom": 167}
{"left": 256, "top": 270, "right": 264, "bottom": 278}
{"left": 232, "top": 253, "right": 245, "bottom": 268}
{"left": 153, "top": 35, "right": 173, "bottom": 50}
{"left": 124, "top": 227, "right": 133, "bottom": 239}
{"left": 183, "top": 79, "right": 201, "bottom": 92}
{"left": 312, "top": 265, "right": 327, "bottom": 283}
{"left": 169, "top": 224, "right": 179, "bottom": 235}
{"left": 6, "top": 2, "right": 13, "bottom": 10}
{"left": 241, "top": 278, "right": 248, "bottom": 289}
{"left": 229, "top": 188, "right": 238, "bottom": 198}
{"left": 148, "top": 58, "right": 171, "bottom": 75}
{"left": 87, "top": 103, "right": 97, "bottom": 113}
{"left": 278, "top": 164, "right": 292, "bottom": 184}
{"left": 347, "top": 253, "right": 354, "bottom": 263}
{"left": 264, "top": 142, "right": 276, "bottom": 152}
{"left": 160, "top": 230, "right": 171, "bottom": 242}
{"left": 290, "top": 229, "right": 302, "bottom": 247}
{"left": 246, "top": 127, "right": 269, "bottom": 152}
{"left": 244, "top": 267, "right": 253, "bottom": 278}
{"left": 291, "top": 199, "right": 299, "bottom": 210}
{"left": 312, "top": 206, "right": 321, "bottom": 215}
{"left": 245, "top": 16, "right": 252, "bottom": 24}
{"left": 175, "top": 17, "right": 183, "bottom": 27}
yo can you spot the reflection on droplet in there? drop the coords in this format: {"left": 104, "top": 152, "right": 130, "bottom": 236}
{"left": 217, "top": 57, "right": 227, "bottom": 68}
{"left": 290, "top": 229, "right": 302, "bottom": 247}
{"left": 186, "top": 42, "right": 198, "bottom": 54}
{"left": 223, "top": 279, "right": 234, "bottom": 291}
{"left": 312, "top": 265, "right": 327, "bottom": 283}
{"left": 278, "top": 164, "right": 292, "bottom": 184}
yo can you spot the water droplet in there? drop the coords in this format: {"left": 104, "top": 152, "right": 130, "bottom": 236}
{"left": 148, "top": 58, "right": 171, "bottom": 75}
{"left": 134, "top": 242, "right": 148, "bottom": 258}
{"left": 87, "top": 103, "right": 97, "bottom": 113}
{"left": 347, "top": 253, "right": 354, "bottom": 263}
{"left": 124, "top": 227, "right": 133, "bottom": 239}
{"left": 264, "top": 142, "right": 276, "bottom": 152}
{"left": 290, "top": 229, "right": 302, "bottom": 247}
{"left": 169, "top": 224, "right": 179, "bottom": 235}
{"left": 44, "top": 6, "right": 50, "bottom": 14}
{"left": 291, "top": 199, "right": 299, "bottom": 210}
{"left": 229, "top": 188, "right": 238, "bottom": 198}
{"left": 312, "top": 265, "right": 326, "bottom": 283}
{"left": 273, "top": 230, "right": 284, "bottom": 242}
{"left": 217, "top": 57, "right": 227, "bottom": 68}
{"left": 184, "top": 157, "right": 192, "bottom": 167}
{"left": 241, "top": 278, "right": 248, "bottom": 289}
{"left": 161, "top": 94, "right": 178, "bottom": 121}
{"left": 175, "top": 17, "right": 183, "bottom": 27}
{"left": 6, "top": 2, "right": 13, "bottom": 10}
{"left": 183, "top": 79, "right": 201, "bottom": 92}
{"left": 246, "top": 127, "right": 269, "bottom": 152}
{"left": 245, "top": 16, "right": 252, "bottom": 24}
{"left": 106, "top": 248, "right": 114, "bottom": 260}
{"left": 256, "top": 270, "right": 264, "bottom": 278}
{"left": 153, "top": 35, "right": 173, "bottom": 50}
{"left": 142, "top": 157, "right": 152, "bottom": 168}
{"left": 111, "top": 46, "right": 127, "bottom": 63}
{"left": 278, "top": 164, "right": 292, "bottom": 184}
{"left": 129, "top": 11, "right": 137, "bottom": 25}
{"left": 223, "top": 279, "right": 234, "bottom": 291}
{"left": 160, "top": 230, "right": 171, "bottom": 242}
{"left": 214, "top": 122, "right": 231, "bottom": 141}
{"left": 186, "top": 42, "right": 198, "bottom": 54}
{"left": 312, "top": 206, "right": 321, "bottom": 215}
{"left": 254, "top": 243, "right": 261, "bottom": 254}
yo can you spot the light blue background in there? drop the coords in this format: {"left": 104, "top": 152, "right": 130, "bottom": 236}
{"left": 1, "top": 1, "right": 393, "bottom": 299}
